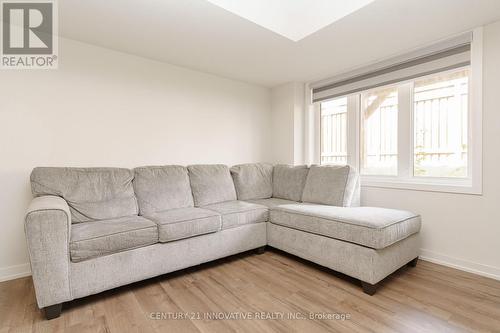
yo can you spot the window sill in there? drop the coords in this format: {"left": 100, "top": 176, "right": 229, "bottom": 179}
{"left": 360, "top": 176, "right": 482, "bottom": 195}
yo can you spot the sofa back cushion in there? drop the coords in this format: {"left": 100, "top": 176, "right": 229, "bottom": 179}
{"left": 188, "top": 164, "right": 237, "bottom": 206}
{"left": 301, "top": 165, "right": 359, "bottom": 207}
{"left": 31, "top": 167, "right": 138, "bottom": 223}
{"left": 230, "top": 163, "right": 273, "bottom": 200}
{"left": 133, "top": 166, "right": 194, "bottom": 215}
{"left": 272, "top": 165, "right": 309, "bottom": 202}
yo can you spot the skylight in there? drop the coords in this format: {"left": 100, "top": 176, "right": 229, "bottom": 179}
{"left": 205, "top": 0, "right": 375, "bottom": 42}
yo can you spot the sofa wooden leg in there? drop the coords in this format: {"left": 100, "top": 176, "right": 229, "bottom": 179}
{"left": 407, "top": 257, "right": 419, "bottom": 267}
{"left": 361, "top": 282, "right": 378, "bottom": 296}
{"left": 256, "top": 246, "right": 266, "bottom": 255}
{"left": 44, "top": 303, "right": 62, "bottom": 320}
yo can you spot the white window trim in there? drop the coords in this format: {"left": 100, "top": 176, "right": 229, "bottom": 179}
{"left": 308, "top": 28, "right": 483, "bottom": 195}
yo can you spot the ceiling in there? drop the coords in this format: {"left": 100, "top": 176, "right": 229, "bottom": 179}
{"left": 59, "top": 0, "right": 500, "bottom": 87}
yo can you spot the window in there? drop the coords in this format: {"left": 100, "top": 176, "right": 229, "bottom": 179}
{"left": 360, "top": 87, "right": 398, "bottom": 176}
{"left": 318, "top": 69, "right": 470, "bottom": 173}
{"left": 320, "top": 97, "right": 347, "bottom": 165}
{"left": 413, "top": 69, "right": 469, "bottom": 178}
{"left": 311, "top": 31, "right": 482, "bottom": 194}
{"left": 314, "top": 66, "right": 480, "bottom": 194}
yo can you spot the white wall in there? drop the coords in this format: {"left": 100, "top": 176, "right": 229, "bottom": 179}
{"left": 271, "top": 83, "right": 295, "bottom": 164}
{"left": 271, "top": 82, "right": 305, "bottom": 165}
{"left": 0, "top": 38, "right": 272, "bottom": 281}
{"left": 292, "top": 83, "right": 306, "bottom": 165}
{"left": 288, "top": 20, "right": 500, "bottom": 280}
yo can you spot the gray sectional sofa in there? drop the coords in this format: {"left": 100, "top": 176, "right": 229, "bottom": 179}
{"left": 25, "top": 163, "right": 421, "bottom": 319}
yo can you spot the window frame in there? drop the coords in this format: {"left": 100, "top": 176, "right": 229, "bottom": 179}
{"left": 313, "top": 29, "right": 482, "bottom": 195}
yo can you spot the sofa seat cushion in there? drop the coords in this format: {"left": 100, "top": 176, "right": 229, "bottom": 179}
{"left": 246, "top": 198, "right": 299, "bottom": 208}
{"left": 270, "top": 205, "right": 421, "bottom": 249}
{"left": 70, "top": 216, "right": 158, "bottom": 262}
{"left": 145, "top": 207, "right": 221, "bottom": 243}
{"left": 203, "top": 201, "right": 268, "bottom": 229}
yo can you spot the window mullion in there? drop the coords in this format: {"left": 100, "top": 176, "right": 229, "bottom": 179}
{"left": 397, "top": 83, "right": 412, "bottom": 179}
{"left": 347, "top": 94, "right": 359, "bottom": 168}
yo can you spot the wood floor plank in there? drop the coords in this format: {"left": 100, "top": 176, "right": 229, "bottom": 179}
{"left": 259, "top": 252, "right": 480, "bottom": 333}
{"left": 96, "top": 287, "right": 156, "bottom": 333}
{"left": 0, "top": 278, "right": 27, "bottom": 332}
{"left": 159, "top": 275, "right": 236, "bottom": 333}
{"left": 132, "top": 279, "right": 200, "bottom": 333}
{"left": 1, "top": 249, "right": 499, "bottom": 333}
{"left": 248, "top": 253, "right": 424, "bottom": 333}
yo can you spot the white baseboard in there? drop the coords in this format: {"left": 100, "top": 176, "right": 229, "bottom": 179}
{"left": 1, "top": 250, "right": 499, "bottom": 283}
{"left": 0, "top": 263, "right": 31, "bottom": 282}
{"left": 420, "top": 249, "right": 500, "bottom": 281}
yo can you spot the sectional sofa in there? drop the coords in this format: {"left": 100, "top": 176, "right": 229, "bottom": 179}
{"left": 25, "top": 163, "right": 421, "bottom": 319}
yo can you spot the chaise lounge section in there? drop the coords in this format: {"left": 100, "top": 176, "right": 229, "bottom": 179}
{"left": 25, "top": 163, "right": 420, "bottom": 319}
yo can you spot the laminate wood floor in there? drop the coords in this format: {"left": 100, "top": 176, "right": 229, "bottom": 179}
{"left": 1, "top": 248, "right": 499, "bottom": 333}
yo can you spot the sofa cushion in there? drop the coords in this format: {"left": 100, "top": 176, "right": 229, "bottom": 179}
{"left": 272, "top": 165, "right": 309, "bottom": 202}
{"left": 301, "top": 165, "right": 359, "bottom": 207}
{"left": 270, "top": 205, "right": 421, "bottom": 249}
{"left": 70, "top": 216, "right": 158, "bottom": 262}
{"left": 245, "top": 198, "right": 299, "bottom": 208}
{"left": 203, "top": 201, "right": 268, "bottom": 229}
{"left": 31, "top": 167, "right": 138, "bottom": 223}
{"left": 133, "top": 166, "right": 194, "bottom": 215}
{"left": 230, "top": 163, "right": 273, "bottom": 200}
{"left": 188, "top": 165, "right": 237, "bottom": 206}
{"left": 145, "top": 207, "right": 221, "bottom": 243}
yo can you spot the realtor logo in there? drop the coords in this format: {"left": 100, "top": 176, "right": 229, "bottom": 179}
{"left": 1, "top": 0, "right": 58, "bottom": 69}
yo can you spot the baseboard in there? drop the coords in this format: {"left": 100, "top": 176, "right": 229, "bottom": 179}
{"left": 420, "top": 249, "right": 500, "bottom": 281}
{"left": 0, "top": 263, "right": 31, "bottom": 282}
{"left": 1, "top": 250, "right": 499, "bottom": 283}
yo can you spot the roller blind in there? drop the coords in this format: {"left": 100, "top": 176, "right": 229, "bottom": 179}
{"left": 312, "top": 32, "right": 472, "bottom": 103}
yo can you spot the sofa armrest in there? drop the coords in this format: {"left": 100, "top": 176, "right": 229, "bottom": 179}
{"left": 25, "top": 196, "right": 72, "bottom": 308}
